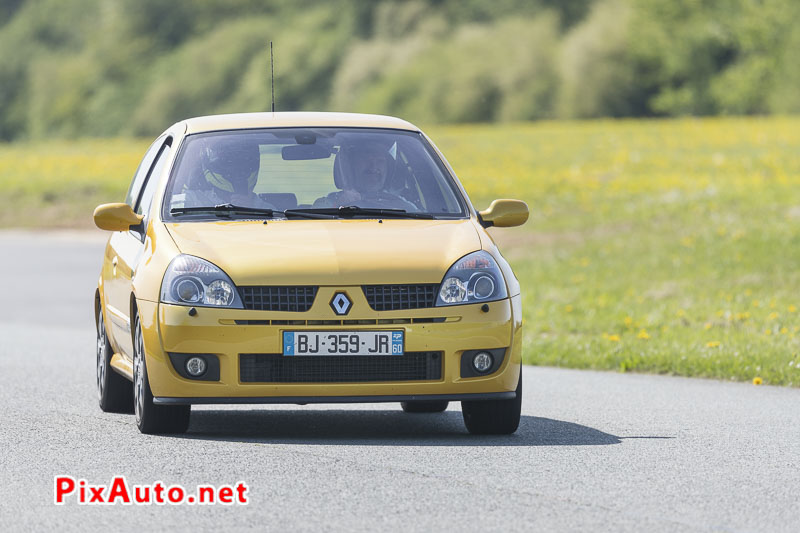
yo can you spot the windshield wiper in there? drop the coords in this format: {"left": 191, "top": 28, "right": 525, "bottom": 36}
{"left": 288, "top": 206, "right": 435, "bottom": 219}
{"left": 170, "top": 204, "right": 334, "bottom": 219}
{"left": 171, "top": 204, "right": 276, "bottom": 217}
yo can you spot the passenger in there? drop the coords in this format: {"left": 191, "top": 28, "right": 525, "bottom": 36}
{"left": 316, "top": 141, "right": 417, "bottom": 210}
{"left": 185, "top": 139, "right": 274, "bottom": 209}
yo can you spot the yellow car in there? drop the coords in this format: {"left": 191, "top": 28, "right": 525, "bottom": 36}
{"left": 93, "top": 112, "right": 528, "bottom": 435}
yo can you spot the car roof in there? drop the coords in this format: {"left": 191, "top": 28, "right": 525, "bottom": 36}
{"left": 179, "top": 112, "right": 420, "bottom": 135}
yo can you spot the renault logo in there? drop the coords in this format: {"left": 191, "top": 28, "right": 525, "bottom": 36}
{"left": 329, "top": 292, "right": 352, "bottom": 316}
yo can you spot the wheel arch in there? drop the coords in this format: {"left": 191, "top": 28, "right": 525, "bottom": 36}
{"left": 129, "top": 292, "right": 139, "bottom": 347}
{"left": 94, "top": 272, "right": 106, "bottom": 328}
{"left": 94, "top": 288, "right": 100, "bottom": 326}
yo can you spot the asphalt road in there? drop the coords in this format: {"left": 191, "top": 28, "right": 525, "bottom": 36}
{"left": 1, "top": 230, "right": 798, "bottom": 532}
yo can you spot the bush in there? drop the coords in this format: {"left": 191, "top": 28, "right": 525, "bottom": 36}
{"left": 558, "top": 0, "right": 644, "bottom": 118}
{"left": 1, "top": 0, "right": 799, "bottom": 140}
{"left": 350, "top": 14, "right": 560, "bottom": 124}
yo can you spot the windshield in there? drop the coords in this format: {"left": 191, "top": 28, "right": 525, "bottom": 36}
{"left": 161, "top": 128, "right": 467, "bottom": 221}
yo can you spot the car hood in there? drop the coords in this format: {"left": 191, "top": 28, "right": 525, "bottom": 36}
{"left": 164, "top": 218, "right": 481, "bottom": 285}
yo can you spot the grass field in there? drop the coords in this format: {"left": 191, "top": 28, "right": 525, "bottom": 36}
{"left": 2, "top": 117, "right": 799, "bottom": 385}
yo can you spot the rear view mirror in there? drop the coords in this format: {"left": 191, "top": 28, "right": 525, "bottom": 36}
{"left": 281, "top": 144, "right": 331, "bottom": 161}
{"left": 93, "top": 203, "right": 144, "bottom": 232}
{"left": 479, "top": 199, "right": 529, "bottom": 228}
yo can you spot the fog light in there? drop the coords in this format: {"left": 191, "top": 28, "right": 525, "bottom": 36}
{"left": 185, "top": 356, "right": 207, "bottom": 377}
{"left": 472, "top": 351, "right": 493, "bottom": 373}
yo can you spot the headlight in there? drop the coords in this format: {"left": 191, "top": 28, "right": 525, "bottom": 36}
{"left": 160, "top": 255, "right": 244, "bottom": 308}
{"left": 436, "top": 250, "right": 508, "bottom": 306}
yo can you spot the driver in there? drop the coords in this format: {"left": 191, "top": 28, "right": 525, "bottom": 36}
{"left": 184, "top": 138, "right": 274, "bottom": 209}
{"left": 316, "top": 140, "right": 417, "bottom": 210}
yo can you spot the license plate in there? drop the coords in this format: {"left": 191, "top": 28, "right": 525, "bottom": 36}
{"left": 282, "top": 331, "right": 404, "bottom": 356}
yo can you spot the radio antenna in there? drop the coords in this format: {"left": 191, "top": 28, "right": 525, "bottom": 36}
{"left": 270, "top": 41, "right": 275, "bottom": 113}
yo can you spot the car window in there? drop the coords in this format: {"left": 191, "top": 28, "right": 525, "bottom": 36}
{"left": 135, "top": 140, "right": 172, "bottom": 218}
{"left": 162, "top": 128, "right": 467, "bottom": 219}
{"left": 125, "top": 137, "right": 164, "bottom": 207}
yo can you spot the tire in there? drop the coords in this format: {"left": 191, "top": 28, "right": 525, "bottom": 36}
{"left": 96, "top": 308, "right": 133, "bottom": 413}
{"left": 133, "top": 313, "right": 190, "bottom": 434}
{"left": 400, "top": 400, "right": 449, "bottom": 413}
{"left": 461, "top": 367, "right": 522, "bottom": 435}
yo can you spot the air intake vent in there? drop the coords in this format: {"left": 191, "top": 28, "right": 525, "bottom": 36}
{"left": 362, "top": 284, "right": 439, "bottom": 311}
{"left": 239, "top": 286, "right": 318, "bottom": 312}
{"left": 239, "top": 352, "right": 443, "bottom": 383}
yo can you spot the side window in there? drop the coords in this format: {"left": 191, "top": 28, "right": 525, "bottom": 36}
{"left": 135, "top": 140, "right": 172, "bottom": 219}
{"left": 125, "top": 137, "right": 164, "bottom": 207}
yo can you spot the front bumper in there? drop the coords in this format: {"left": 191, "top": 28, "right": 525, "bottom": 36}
{"left": 154, "top": 392, "right": 516, "bottom": 405}
{"left": 137, "top": 290, "right": 522, "bottom": 402}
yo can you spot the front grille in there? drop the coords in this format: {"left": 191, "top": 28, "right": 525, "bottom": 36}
{"left": 239, "top": 352, "right": 442, "bottom": 383}
{"left": 239, "top": 286, "right": 318, "bottom": 312}
{"left": 233, "top": 317, "right": 446, "bottom": 326}
{"left": 362, "top": 284, "right": 439, "bottom": 311}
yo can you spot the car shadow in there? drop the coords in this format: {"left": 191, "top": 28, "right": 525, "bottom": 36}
{"left": 171, "top": 409, "right": 672, "bottom": 447}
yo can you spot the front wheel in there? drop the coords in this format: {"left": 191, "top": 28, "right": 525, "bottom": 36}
{"left": 133, "top": 313, "right": 190, "bottom": 434}
{"left": 400, "top": 400, "right": 449, "bottom": 413}
{"left": 461, "top": 368, "right": 522, "bottom": 435}
{"left": 96, "top": 308, "right": 133, "bottom": 413}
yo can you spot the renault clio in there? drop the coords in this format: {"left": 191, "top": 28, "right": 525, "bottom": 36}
{"left": 93, "top": 112, "right": 528, "bottom": 435}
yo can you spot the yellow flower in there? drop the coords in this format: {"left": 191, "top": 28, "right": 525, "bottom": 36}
{"left": 789, "top": 305, "right": 797, "bottom": 313}
{"left": 606, "top": 334, "right": 621, "bottom": 342}
{"left": 676, "top": 309, "right": 685, "bottom": 317}
{"left": 752, "top": 377, "right": 763, "bottom": 386}
{"left": 780, "top": 327, "right": 789, "bottom": 335}
{"left": 752, "top": 300, "right": 760, "bottom": 308}
{"left": 764, "top": 329, "right": 772, "bottom": 336}
{"left": 767, "top": 312, "right": 779, "bottom": 320}
{"left": 706, "top": 341, "right": 720, "bottom": 348}
{"left": 704, "top": 322, "right": 712, "bottom": 330}
{"left": 564, "top": 304, "right": 573, "bottom": 313}
{"left": 624, "top": 316, "right": 633, "bottom": 326}
{"left": 637, "top": 329, "right": 650, "bottom": 340}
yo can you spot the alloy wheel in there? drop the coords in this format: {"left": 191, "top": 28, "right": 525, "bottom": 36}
{"left": 133, "top": 319, "right": 145, "bottom": 426}
{"left": 96, "top": 312, "right": 106, "bottom": 401}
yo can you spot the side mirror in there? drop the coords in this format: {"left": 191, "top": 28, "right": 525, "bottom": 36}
{"left": 479, "top": 199, "right": 529, "bottom": 228}
{"left": 93, "top": 203, "right": 144, "bottom": 232}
